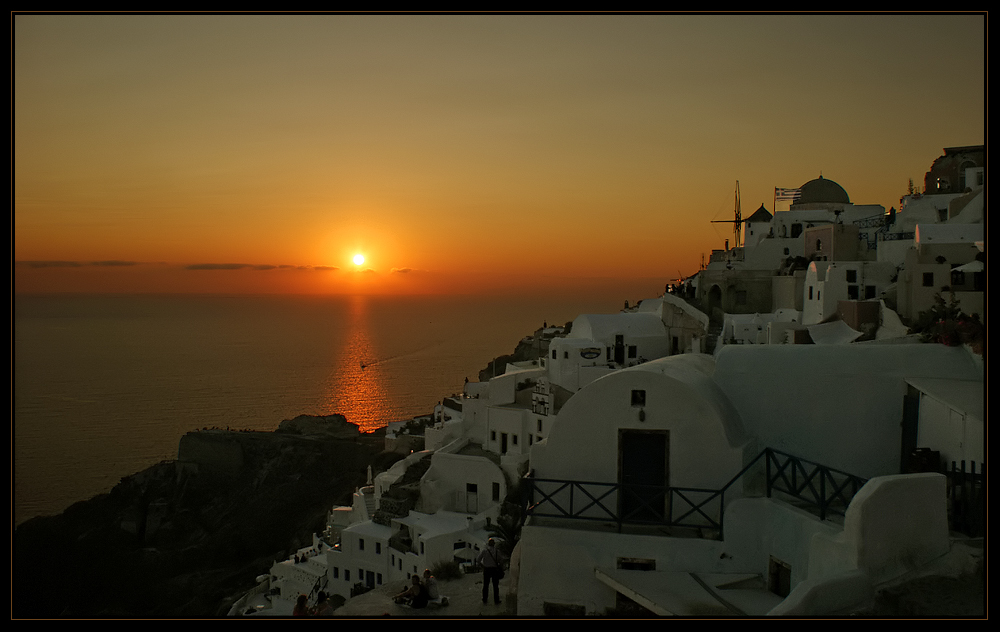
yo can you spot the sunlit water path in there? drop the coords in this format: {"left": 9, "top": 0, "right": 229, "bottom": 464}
{"left": 14, "top": 292, "right": 625, "bottom": 524}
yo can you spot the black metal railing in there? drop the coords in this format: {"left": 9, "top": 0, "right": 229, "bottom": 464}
{"left": 523, "top": 448, "right": 869, "bottom": 534}
{"left": 764, "top": 448, "right": 868, "bottom": 520}
{"left": 946, "top": 460, "right": 984, "bottom": 537}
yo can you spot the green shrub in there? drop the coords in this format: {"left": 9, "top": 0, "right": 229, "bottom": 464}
{"left": 431, "top": 560, "right": 463, "bottom": 581}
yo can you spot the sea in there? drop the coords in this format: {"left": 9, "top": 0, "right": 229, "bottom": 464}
{"left": 13, "top": 291, "right": 633, "bottom": 526}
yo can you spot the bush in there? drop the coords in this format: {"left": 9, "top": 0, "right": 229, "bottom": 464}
{"left": 431, "top": 560, "right": 463, "bottom": 581}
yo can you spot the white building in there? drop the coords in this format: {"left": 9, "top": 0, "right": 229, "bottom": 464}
{"left": 547, "top": 311, "right": 669, "bottom": 392}
{"left": 802, "top": 260, "right": 897, "bottom": 326}
{"left": 896, "top": 223, "right": 984, "bottom": 322}
{"left": 517, "top": 344, "right": 982, "bottom": 615}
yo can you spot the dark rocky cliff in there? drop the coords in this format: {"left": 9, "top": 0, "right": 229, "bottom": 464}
{"left": 13, "top": 415, "right": 382, "bottom": 617}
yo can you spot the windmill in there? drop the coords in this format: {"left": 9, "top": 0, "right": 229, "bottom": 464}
{"left": 711, "top": 181, "right": 742, "bottom": 249}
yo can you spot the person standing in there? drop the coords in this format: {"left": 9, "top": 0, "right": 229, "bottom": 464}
{"left": 477, "top": 538, "right": 505, "bottom": 605}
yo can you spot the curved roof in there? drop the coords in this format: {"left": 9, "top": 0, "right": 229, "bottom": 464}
{"left": 621, "top": 354, "right": 750, "bottom": 448}
{"left": 796, "top": 176, "right": 850, "bottom": 205}
{"left": 569, "top": 312, "right": 665, "bottom": 341}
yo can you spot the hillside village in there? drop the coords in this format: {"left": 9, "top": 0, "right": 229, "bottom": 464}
{"left": 235, "top": 146, "right": 984, "bottom": 617}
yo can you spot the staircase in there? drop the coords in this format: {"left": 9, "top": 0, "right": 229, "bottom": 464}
{"left": 705, "top": 321, "right": 723, "bottom": 355}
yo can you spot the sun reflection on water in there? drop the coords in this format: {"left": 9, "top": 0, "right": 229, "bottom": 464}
{"left": 324, "top": 295, "right": 393, "bottom": 433}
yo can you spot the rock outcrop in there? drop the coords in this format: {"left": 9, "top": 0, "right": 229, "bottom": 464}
{"left": 13, "top": 418, "right": 383, "bottom": 617}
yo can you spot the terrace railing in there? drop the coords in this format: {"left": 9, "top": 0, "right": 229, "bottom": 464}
{"left": 763, "top": 448, "right": 868, "bottom": 520}
{"left": 523, "top": 448, "right": 869, "bottom": 534}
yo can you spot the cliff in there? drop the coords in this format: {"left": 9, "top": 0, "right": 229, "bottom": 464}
{"left": 13, "top": 415, "right": 382, "bottom": 617}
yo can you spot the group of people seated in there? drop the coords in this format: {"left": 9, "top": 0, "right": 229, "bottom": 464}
{"left": 292, "top": 591, "right": 334, "bottom": 616}
{"left": 393, "top": 569, "right": 446, "bottom": 609}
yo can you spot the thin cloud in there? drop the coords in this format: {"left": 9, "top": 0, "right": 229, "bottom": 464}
{"left": 186, "top": 263, "right": 255, "bottom": 270}
{"left": 184, "top": 262, "right": 342, "bottom": 272}
{"left": 391, "top": 267, "right": 429, "bottom": 275}
{"left": 18, "top": 261, "right": 85, "bottom": 268}
{"left": 19, "top": 260, "right": 340, "bottom": 273}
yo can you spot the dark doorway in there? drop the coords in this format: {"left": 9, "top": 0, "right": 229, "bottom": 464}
{"left": 900, "top": 387, "right": 920, "bottom": 473}
{"left": 614, "top": 335, "right": 625, "bottom": 365}
{"left": 768, "top": 557, "right": 791, "bottom": 597}
{"left": 708, "top": 285, "right": 723, "bottom": 320}
{"left": 466, "top": 483, "right": 478, "bottom": 513}
{"left": 619, "top": 430, "right": 668, "bottom": 521}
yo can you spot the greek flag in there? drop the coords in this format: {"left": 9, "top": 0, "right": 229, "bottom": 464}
{"left": 774, "top": 187, "right": 801, "bottom": 201}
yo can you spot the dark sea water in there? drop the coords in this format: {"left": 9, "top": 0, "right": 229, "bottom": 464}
{"left": 13, "top": 292, "right": 625, "bottom": 525}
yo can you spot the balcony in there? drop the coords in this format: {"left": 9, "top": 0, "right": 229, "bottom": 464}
{"left": 523, "top": 449, "right": 868, "bottom": 535}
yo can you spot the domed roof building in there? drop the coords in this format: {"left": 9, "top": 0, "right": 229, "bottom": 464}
{"left": 790, "top": 175, "right": 851, "bottom": 209}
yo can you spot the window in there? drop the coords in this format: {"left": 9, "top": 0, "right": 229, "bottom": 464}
{"left": 376, "top": 542, "right": 381, "bottom": 555}
{"left": 847, "top": 285, "right": 859, "bottom": 300}
{"left": 808, "top": 286, "right": 813, "bottom": 300}
{"left": 333, "top": 567, "right": 339, "bottom": 579}
{"left": 551, "top": 349, "right": 557, "bottom": 360}
{"left": 631, "top": 390, "right": 646, "bottom": 407}
{"left": 564, "top": 351, "right": 569, "bottom": 359}
{"left": 617, "top": 557, "right": 656, "bottom": 571}
{"left": 345, "top": 570, "right": 350, "bottom": 582}
{"left": 783, "top": 247, "right": 790, "bottom": 255}
{"left": 791, "top": 223, "right": 803, "bottom": 238}
{"left": 529, "top": 435, "right": 533, "bottom": 446}
{"left": 377, "top": 573, "right": 382, "bottom": 585}
{"left": 537, "top": 419, "right": 543, "bottom": 432}
{"left": 865, "top": 285, "right": 877, "bottom": 299}
{"left": 490, "top": 430, "right": 496, "bottom": 441}
{"left": 420, "top": 542, "right": 424, "bottom": 555}
{"left": 846, "top": 270, "right": 857, "bottom": 283}
{"left": 627, "top": 345, "right": 637, "bottom": 358}
{"left": 951, "top": 270, "right": 966, "bottom": 287}
{"left": 512, "top": 434, "right": 518, "bottom": 445}
{"left": 359, "top": 538, "right": 365, "bottom": 551}
{"left": 923, "top": 272, "right": 934, "bottom": 287}
{"left": 493, "top": 482, "right": 501, "bottom": 501}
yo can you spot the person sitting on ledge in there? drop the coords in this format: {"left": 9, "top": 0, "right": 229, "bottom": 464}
{"left": 393, "top": 575, "right": 428, "bottom": 609}
{"left": 423, "top": 569, "right": 448, "bottom": 607}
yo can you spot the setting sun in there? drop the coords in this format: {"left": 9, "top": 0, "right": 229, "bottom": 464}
{"left": 353, "top": 254, "right": 365, "bottom": 266}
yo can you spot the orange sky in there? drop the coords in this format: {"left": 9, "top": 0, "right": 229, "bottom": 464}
{"left": 14, "top": 14, "right": 985, "bottom": 296}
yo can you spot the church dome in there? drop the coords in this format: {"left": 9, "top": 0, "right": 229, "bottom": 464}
{"left": 796, "top": 176, "right": 850, "bottom": 205}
